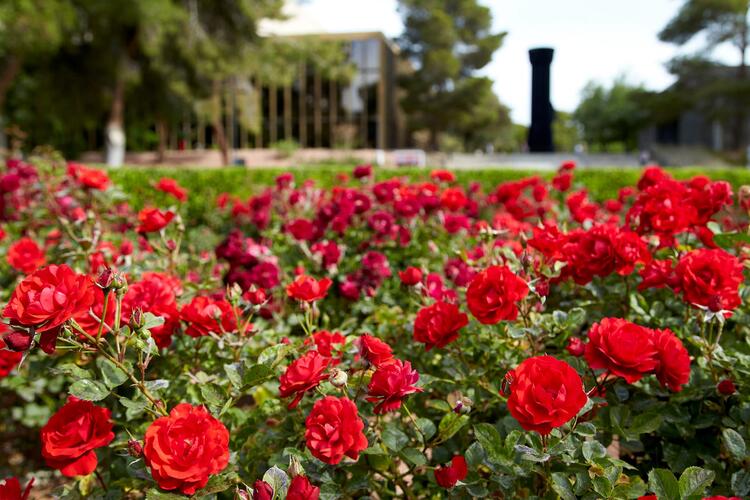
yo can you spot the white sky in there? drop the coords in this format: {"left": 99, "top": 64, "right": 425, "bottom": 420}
{"left": 295, "top": 0, "right": 740, "bottom": 125}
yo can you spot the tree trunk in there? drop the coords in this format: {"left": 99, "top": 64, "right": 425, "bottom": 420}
{"left": 156, "top": 119, "right": 167, "bottom": 163}
{"left": 105, "top": 72, "right": 126, "bottom": 167}
{"left": 0, "top": 55, "right": 21, "bottom": 111}
{"left": 212, "top": 79, "right": 230, "bottom": 166}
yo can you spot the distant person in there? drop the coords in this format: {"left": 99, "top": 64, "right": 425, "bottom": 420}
{"left": 639, "top": 150, "right": 651, "bottom": 166}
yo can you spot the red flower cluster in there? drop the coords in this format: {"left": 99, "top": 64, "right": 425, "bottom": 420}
{"left": 180, "top": 295, "right": 236, "bottom": 337}
{"left": 279, "top": 350, "right": 330, "bottom": 409}
{"left": 366, "top": 358, "right": 422, "bottom": 414}
{"left": 585, "top": 318, "right": 690, "bottom": 391}
{"left": 155, "top": 177, "right": 188, "bottom": 202}
{"left": 136, "top": 207, "right": 175, "bottom": 233}
{"left": 7, "top": 237, "right": 45, "bottom": 274}
{"left": 144, "top": 404, "right": 229, "bottom": 495}
{"left": 674, "top": 248, "right": 744, "bottom": 313}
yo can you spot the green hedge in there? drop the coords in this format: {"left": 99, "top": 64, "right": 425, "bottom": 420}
{"left": 109, "top": 166, "right": 750, "bottom": 225}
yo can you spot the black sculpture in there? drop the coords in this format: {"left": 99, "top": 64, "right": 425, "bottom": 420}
{"left": 528, "top": 48, "right": 555, "bottom": 152}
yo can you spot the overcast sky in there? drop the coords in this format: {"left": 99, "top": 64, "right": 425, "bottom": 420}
{"left": 297, "top": 0, "right": 740, "bottom": 125}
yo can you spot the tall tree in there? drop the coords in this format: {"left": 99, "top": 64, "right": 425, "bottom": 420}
{"left": 659, "top": 0, "right": 750, "bottom": 149}
{"left": 397, "top": 0, "right": 506, "bottom": 150}
{"left": 573, "top": 78, "right": 649, "bottom": 152}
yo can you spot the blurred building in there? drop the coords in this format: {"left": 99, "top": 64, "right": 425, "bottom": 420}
{"left": 252, "top": 32, "right": 407, "bottom": 150}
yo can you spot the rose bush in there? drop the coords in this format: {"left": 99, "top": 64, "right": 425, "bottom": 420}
{"left": 0, "top": 156, "right": 748, "bottom": 499}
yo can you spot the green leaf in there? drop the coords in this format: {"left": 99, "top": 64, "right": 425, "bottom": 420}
{"left": 628, "top": 411, "right": 663, "bottom": 437}
{"left": 712, "top": 231, "right": 750, "bottom": 249}
{"left": 400, "top": 447, "right": 427, "bottom": 466}
{"left": 145, "top": 489, "right": 185, "bottom": 500}
{"left": 241, "top": 364, "right": 274, "bottom": 390}
{"left": 257, "top": 344, "right": 293, "bottom": 367}
{"left": 142, "top": 312, "right": 165, "bottom": 329}
{"left": 194, "top": 472, "right": 241, "bottom": 496}
{"left": 473, "top": 423, "right": 504, "bottom": 463}
{"left": 53, "top": 363, "right": 92, "bottom": 380}
{"left": 592, "top": 475, "right": 613, "bottom": 498}
{"left": 678, "top": 466, "right": 715, "bottom": 500}
{"left": 224, "top": 363, "right": 242, "bottom": 388}
{"left": 438, "top": 413, "right": 469, "bottom": 442}
{"left": 465, "top": 441, "right": 486, "bottom": 466}
{"left": 721, "top": 428, "right": 747, "bottom": 462}
{"left": 582, "top": 440, "right": 607, "bottom": 462}
{"left": 97, "top": 358, "right": 128, "bottom": 389}
{"left": 731, "top": 469, "right": 750, "bottom": 497}
{"left": 382, "top": 424, "right": 409, "bottom": 452}
{"left": 415, "top": 417, "right": 436, "bottom": 441}
{"left": 69, "top": 379, "right": 109, "bottom": 401}
{"left": 550, "top": 473, "right": 576, "bottom": 500}
{"left": 648, "top": 468, "right": 680, "bottom": 500}
{"left": 262, "top": 466, "right": 289, "bottom": 497}
{"left": 200, "top": 383, "right": 225, "bottom": 406}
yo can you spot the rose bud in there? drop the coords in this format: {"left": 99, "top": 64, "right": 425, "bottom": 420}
{"left": 235, "top": 487, "right": 251, "bottom": 500}
{"left": 717, "top": 379, "right": 736, "bottom": 395}
{"left": 166, "top": 239, "right": 177, "bottom": 251}
{"left": 288, "top": 456, "right": 305, "bottom": 478}
{"left": 3, "top": 329, "right": 34, "bottom": 352}
{"left": 129, "top": 308, "right": 146, "bottom": 331}
{"left": 566, "top": 337, "right": 586, "bottom": 357}
{"left": 329, "top": 368, "right": 348, "bottom": 388}
{"left": 535, "top": 279, "right": 550, "bottom": 297}
{"left": 96, "top": 268, "right": 114, "bottom": 289}
{"left": 453, "top": 396, "right": 473, "bottom": 414}
{"left": 128, "top": 439, "right": 143, "bottom": 457}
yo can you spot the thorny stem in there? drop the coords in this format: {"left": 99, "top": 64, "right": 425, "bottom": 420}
{"left": 69, "top": 320, "right": 167, "bottom": 416}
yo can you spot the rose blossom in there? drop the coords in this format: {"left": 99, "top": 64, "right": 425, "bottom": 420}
{"left": 136, "top": 207, "right": 175, "bottom": 233}
{"left": 366, "top": 359, "right": 422, "bottom": 414}
{"left": 279, "top": 351, "right": 330, "bottom": 409}
{"left": 40, "top": 397, "right": 114, "bottom": 477}
{"left": 466, "top": 265, "right": 528, "bottom": 324}
{"left": 434, "top": 455, "right": 468, "bottom": 488}
{"left": 144, "top": 403, "right": 229, "bottom": 495}
{"left": 7, "top": 237, "right": 45, "bottom": 274}
{"left": 674, "top": 248, "right": 743, "bottom": 313}
{"left": 652, "top": 328, "right": 691, "bottom": 392}
{"left": 506, "top": 355, "right": 587, "bottom": 435}
{"left": 584, "top": 318, "right": 659, "bottom": 384}
{"left": 180, "top": 296, "right": 236, "bottom": 337}
{"left": 413, "top": 301, "right": 469, "bottom": 351}
{"left": 305, "top": 396, "right": 368, "bottom": 464}
{"left": 287, "top": 475, "right": 320, "bottom": 500}
{"left": 155, "top": 177, "right": 188, "bottom": 202}
{"left": 0, "top": 477, "right": 34, "bottom": 499}
{"left": 358, "top": 334, "right": 394, "bottom": 367}
{"left": 3, "top": 264, "right": 95, "bottom": 353}
{"left": 286, "top": 275, "right": 332, "bottom": 302}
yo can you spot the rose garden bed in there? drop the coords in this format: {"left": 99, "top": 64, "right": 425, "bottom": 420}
{"left": 0, "top": 156, "right": 747, "bottom": 499}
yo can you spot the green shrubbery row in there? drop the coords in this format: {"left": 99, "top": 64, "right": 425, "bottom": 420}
{"left": 109, "top": 166, "right": 750, "bottom": 224}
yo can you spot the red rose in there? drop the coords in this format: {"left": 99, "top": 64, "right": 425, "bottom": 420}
{"left": 7, "top": 237, "right": 45, "bottom": 274}
{"left": 180, "top": 296, "right": 236, "bottom": 337}
{"left": 702, "top": 497, "right": 742, "bottom": 500}
{"left": 155, "top": 177, "right": 188, "bottom": 202}
{"left": 287, "top": 475, "right": 320, "bottom": 500}
{"left": 398, "top": 266, "right": 423, "bottom": 286}
{"left": 122, "top": 274, "right": 180, "bottom": 348}
{"left": 286, "top": 275, "right": 332, "bottom": 302}
{"left": 287, "top": 218, "right": 316, "bottom": 241}
{"left": 430, "top": 169, "right": 456, "bottom": 183}
{"left": 440, "top": 187, "right": 467, "bottom": 211}
{"left": 144, "top": 404, "right": 230, "bottom": 495}
{"left": 40, "top": 397, "right": 114, "bottom": 477}
{"left": 717, "top": 379, "right": 736, "bottom": 395}
{"left": 304, "top": 330, "right": 346, "bottom": 362}
{"left": 434, "top": 455, "right": 468, "bottom": 489}
{"left": 305, "top": 396, "right": 368, "bottom": 464}
{"left": 3, "top": 265, "right": 95, "bottom": 353}
{"left": 466, "top": 265, "right": 528, "bottom": 324}
{"left": 252, "top": 480, "right": 273, "bottom": 500}
{"left": 584, "top": 318, "right": 659, "bottom": 384}
{"left": 136, "top": 207, "right": 175, "bottom": 234}
{"left": 506, "top": 355, "right": 587, "bottom": 435}
{"left": 279, "top": 351, "right": 330, "bottom": 409}
{"left": 413, "top": 301, "right": 468, "bottom": 351}
{"left": 674, "top": 249, "right": 743, "bottom": 313}
{"left": 358, "top": 334, "right": 394, "bottom": 367}
{"left": 0, "top": 477, "right": 33, "bottom": 500}
{"left": 653, "top": 328, "right": 691, "bottom": 392}
{"left": 366, "top": 359, "right": 422, "bottom": 414}
{"left": 68, "top": 163, "right": 110, "bottom": 190}
{"left": 353, "top": 164, "right": 373, "bottom": 179}
{"left": 638, "top": 259, "right": 675, "bottom": 291}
